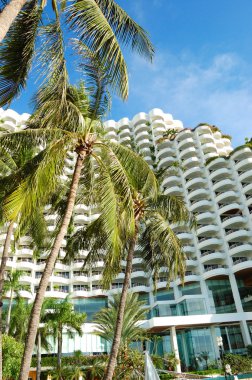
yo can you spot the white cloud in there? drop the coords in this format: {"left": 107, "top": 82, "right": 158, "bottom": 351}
{"left": 124, "top": 51, "right": 252, "bottom": 147}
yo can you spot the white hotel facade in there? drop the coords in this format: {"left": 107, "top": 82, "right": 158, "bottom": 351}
{"left": 1, "top": 107, "right": 252, "bottom": 370}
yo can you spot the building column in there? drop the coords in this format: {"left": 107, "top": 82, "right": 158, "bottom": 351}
{"left": 210, "top": 326, "right": 220, "bottom": 360}
{"left": 229, "top": 273, "right": 243, "bottom": 313}
{"left": 170, "top": 326, "right": 181, "bottom": 373}
{"left": 240, "top": 320, "right": 252, "bottom": 346}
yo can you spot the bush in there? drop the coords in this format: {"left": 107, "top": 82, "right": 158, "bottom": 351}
{"left": 159, "top": 374, "right": 175, "bottom": 380}
{"left": 3, "top": 335, "right": 24, "bottom": 380}
{"left": 223, "top": 353, "right": 252, "bottom": 373}
{"left": 151, "top": 355, "right": 165, "bottom": 370}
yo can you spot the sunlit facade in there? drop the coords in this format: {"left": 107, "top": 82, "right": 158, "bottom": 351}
{"left": 1, "top": 107, "right": 252, "bottom": 370}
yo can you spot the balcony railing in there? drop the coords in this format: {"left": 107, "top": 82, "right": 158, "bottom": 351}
{"left": 204, "top": 264, "right": 228, "bottom": 272}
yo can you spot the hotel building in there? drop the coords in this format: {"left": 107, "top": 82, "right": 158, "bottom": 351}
{"left": 1, "top": 107, "right": 252, "bottom": 370}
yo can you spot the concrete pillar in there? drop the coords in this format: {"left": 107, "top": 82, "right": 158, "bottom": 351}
{"left": 240, "top": 320, "right": 252, "bottom": 346}
{"left": 170, "top": 326, "right": 181, "bottom": 373}
{"left": 210, "top": 326, "right": 220, "bottom": 360}
{"left": 229, "top": 273, "right": 243, "bottom": 313}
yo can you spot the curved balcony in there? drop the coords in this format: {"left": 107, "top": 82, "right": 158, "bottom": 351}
{"left": 156, "top": 145, "right": 175, "bottom": 160}
{"left": 176, "top": 129, "right": 193, "bottom": 141}
{"left": 176, "top": 232, "right": 193, "bottom": 242}
{"left": 134, "top": 123, "right": 149, "bottom": 135}
{"left": 197, "top": 211, "right": 216, "bottom": 223}
{"left": 132, "top": 112, "right": 148, "bottom": 126}
{"left": 183, "top": 245, "right": 195, "bottom": 254}
{"left": 176, "top": 273, "right": 200, "bottom": 285}
{"left": 186, "top": 258, "right": 198, "bottom": 267}
{"left": 199, "top": 133, "right": 215, "bottom": 144}
{"left": 117, "top": 117, "right": 130, "bottom": 130}
{"left": 158, "top": 156, "right": 176, "bottom": 170}
{"left": 188, "top": 188, "right": 209, "bottom": 201}
{"left": 17, "top": 248, "right": 33, "bottom": 256}
{"left": 185, "top": 177, "right": 207, "bottom": 190}
{"left": 46, "top": 290, "right": 68, "bottom": 299}
{"left": 183, "top": 156, "right": 200, "bottom": 168}
{"left": 232, "top": 259, "right": 252, "bottom": 273}
{"left": 235, "top": 157, "right": 252, "bottom": 171}
{"left": 221, "top": 215, "right": 247, "bottom": 229}
{"left": 225, "top": 228, "right": 251, "bottom": 242}
{"left": 162, "top": 175, "right": 181, "bottom": 189}
{"left": 216, "top": 190, "right": 238, "bottom": 204}
{"left": 164, "top": 186, "right": 183, "bottom": 196}
{"left": 196, "top": 125, "right": 212, "bottom": 136}
{"left": 229, "top": 242, "right": 252, "bottom": 256}
{"left": 231, "top": 147, "right": 252, "bottom": 161}
{"left": 149, "top": 108, "right": 166, "bottom": 121}
{"left": 19, "top": 290, "right": 32, "bottom": 299}
{"left": 204, "top": 152, "right": 219, "bottom": 161}
{"left": 105, "top": 130, "right": 118, "bottom": 140}
{"left": 179, "top": 147, "right": 197, "bottom": 160}
{"left": 16, "top": 261, "right": 35, "bottom": 270}
{"left": 218, "top": 203, "right": 242, "bottom": 215}
{"left": 213, "top": 178, "right": 235, "bottom": 192}
{"left": 103, "top": 120, "right": 116, "bottom": 131}
{"left": 202, "top": 142, "right": 218, "bottom": 153}
{"left": 190, "top": 199, "right": 213, "bottom": 212}
{"left": 197, "top": 224, "right": 219, "bottom": 236}
{"left": 74, "top": 204, "right": 91, "bottom": 213}
{"left": 177, "top": 137, "right": 194, "bottom": 150}
{"left": 131, "top": 284, "right": 150, "bottom": 292}
{"left": 246, "top": 195, "right": 252, "bottom": 207}
{"left": 131, "top": 270, "right": 148, "bottom": 279}
{"left": 184, "top": 166, "right": 203, "bottom": 179}
{"left": 207, "top": 157, "right": 228, "bottom": 170}
{"left": 243, "top": 183, "right": 252, "bottom": 194}
{"left": 239, "top": 170, "right": 252, "bottom": 182}
{"left": 119, "top": 129, "right": 131, "bottom": 139}
{"left": 135, "top": 131, "right": 149, "bottom": 142}
{"left": 203, "top": 265, "right": 229, "bottom": 280}
{"left": 200, "top": 251, "right": 224, "bottom": 264}
{"left": 198, "top": 237, "right": 222, "bottom": 250}
{"left": 210, "top": 167, "right": 232, "bottom": 182}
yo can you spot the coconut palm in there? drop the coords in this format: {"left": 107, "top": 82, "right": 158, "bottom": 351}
{"left": 3, "top": 269, "right": 24, "bottom": 334}
{"left": 6, "top": 296, "right": 32, "bottom": 342}
{"left": 0, "top": 0, "right": 153, "bottom": 106}
{"left": 67, "top": 192, "right": 194, "bottom": 379}
{"left": 44, "top": 297, "right": 86, "bottom": 370}
{"left": 94, "top": 293, "right": 148, "bottom": 357}
{"left": 0, "top": 79, "right": 157, "bottom": 380}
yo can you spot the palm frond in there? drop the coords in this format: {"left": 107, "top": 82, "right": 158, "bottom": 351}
{"left": 140, "top": 212, "right": 186, "bottom": 288}
{"left": 147, "top": 194, "right": 196, "bottom": 228}
{"left": 108, "top": 142, "right": 158, "bottom": 199}
{"left": 94, "top": 0, "right": 154, "bottom": 60}
{"left": 0, "top": 0, "right": 42, "bottom": 106}
{"left": 66, "top": 0, "right": 128, "bottom": 99}
{"left": 2, "top": 136, "right": 72, "bottom": 222}
{"left": 72, "top": 40, "right": 112, "bottom": 120}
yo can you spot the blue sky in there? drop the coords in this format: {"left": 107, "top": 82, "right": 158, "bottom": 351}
{"left": 11, "top": 0, "right": 252, "bottom": 147}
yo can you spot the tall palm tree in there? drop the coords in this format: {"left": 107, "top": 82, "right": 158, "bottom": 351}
{"left": 6, "top": 296, "right": 32, "bottom": 342}
{"left": 0, "top": 0, "right": 28, "bottom": 42}
{"left": 0, "top": 89, "right": 157, "bottom": 380}
{"left": 4, "top": 270, "right": 24, "bottom": 334}
{"left": 44, "top": 298, "right": 86, "bottom": 370}
{"left": 68, "top": 193, "right": 194, "bottom": 380}
{"left": 94, "top": 293, "right": 148, "bottom": 358}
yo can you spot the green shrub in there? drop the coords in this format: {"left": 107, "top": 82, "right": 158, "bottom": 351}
{"left": 3, "top": 335, "right": 24, "bottom": 380}
{"left": 151, "top": 355, "right": 165, "bottom": 369}
{"left": 223, "top": 353, "right": 252, "bottom": 373}
{"left": 159, "top": 374, "right": 175, "bottom": 380}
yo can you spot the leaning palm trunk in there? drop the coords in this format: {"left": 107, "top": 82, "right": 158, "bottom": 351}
{"left": 0, "top": 220, "right": 14, "bottom": 380}
{"left": 19, "top": 153, "right": 85, "bottom": 380}
{"left": 0, "top": 0, "right": 27, "bottom": 42}
{"left": 104, "top": 230, "right": 138, "bottom": 380}
{"left": 36, "top": 331, "right": 41, "bottom": 380}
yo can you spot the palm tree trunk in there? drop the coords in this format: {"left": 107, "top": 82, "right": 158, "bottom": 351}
{"left": 57, "top": 326, "right": 62, "bottom": 370}
{"left": 19, "top": 153, "right": 85, "bottom": 380}
{"left": 36, "top": 331, "right": 41, "bottom": 380}
{"left": 5, "top": 289, "right": 13, "bottom": 335}
{"left": 104, "top": 231, "right": 138, "bottom": 380}
{"left": 0, "top": 221, "right": 14, "bottom": 380}
{"left": 0, "top": 0, "right": 27, "bottom": 42}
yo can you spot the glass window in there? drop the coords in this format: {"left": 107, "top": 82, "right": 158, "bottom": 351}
{"left": 73, "top": 297, "right": 108, "bottom": 321}
{"left": 154, "top": 289, "right": 175, "bottom": 301}
{"left": 206, "top": 279, "right": 236, "bottom": 313}
{"left": 179, "top": 282, "right": 201, "bottom": 296}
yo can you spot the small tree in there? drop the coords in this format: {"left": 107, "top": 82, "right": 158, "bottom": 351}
{"left": 44, "top": 298, "right": 86, "bottom": 370}
{"left": 2, "top": 335, "right": 24, "bottom": 380}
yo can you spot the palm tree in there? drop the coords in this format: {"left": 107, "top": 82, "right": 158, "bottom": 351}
{"left": 4, "top": 269, "right": 24, "bottom": 334}
{"left": 6, "top": 296, "right": 32, "bottom": 342}
{"left": 68, "top": 193, "right": 194, "bottom": 380}
{"left": 44, "top": 298, "right": 86, "bottom": 370}
{"left": 0, "top": 80, "right": 157, "bottom": 380}
{"left": 0, "top": 0, "right": 153, "bottom": 106}
{"left": 94, "top": 293, "right": 148, "bottom": 358}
